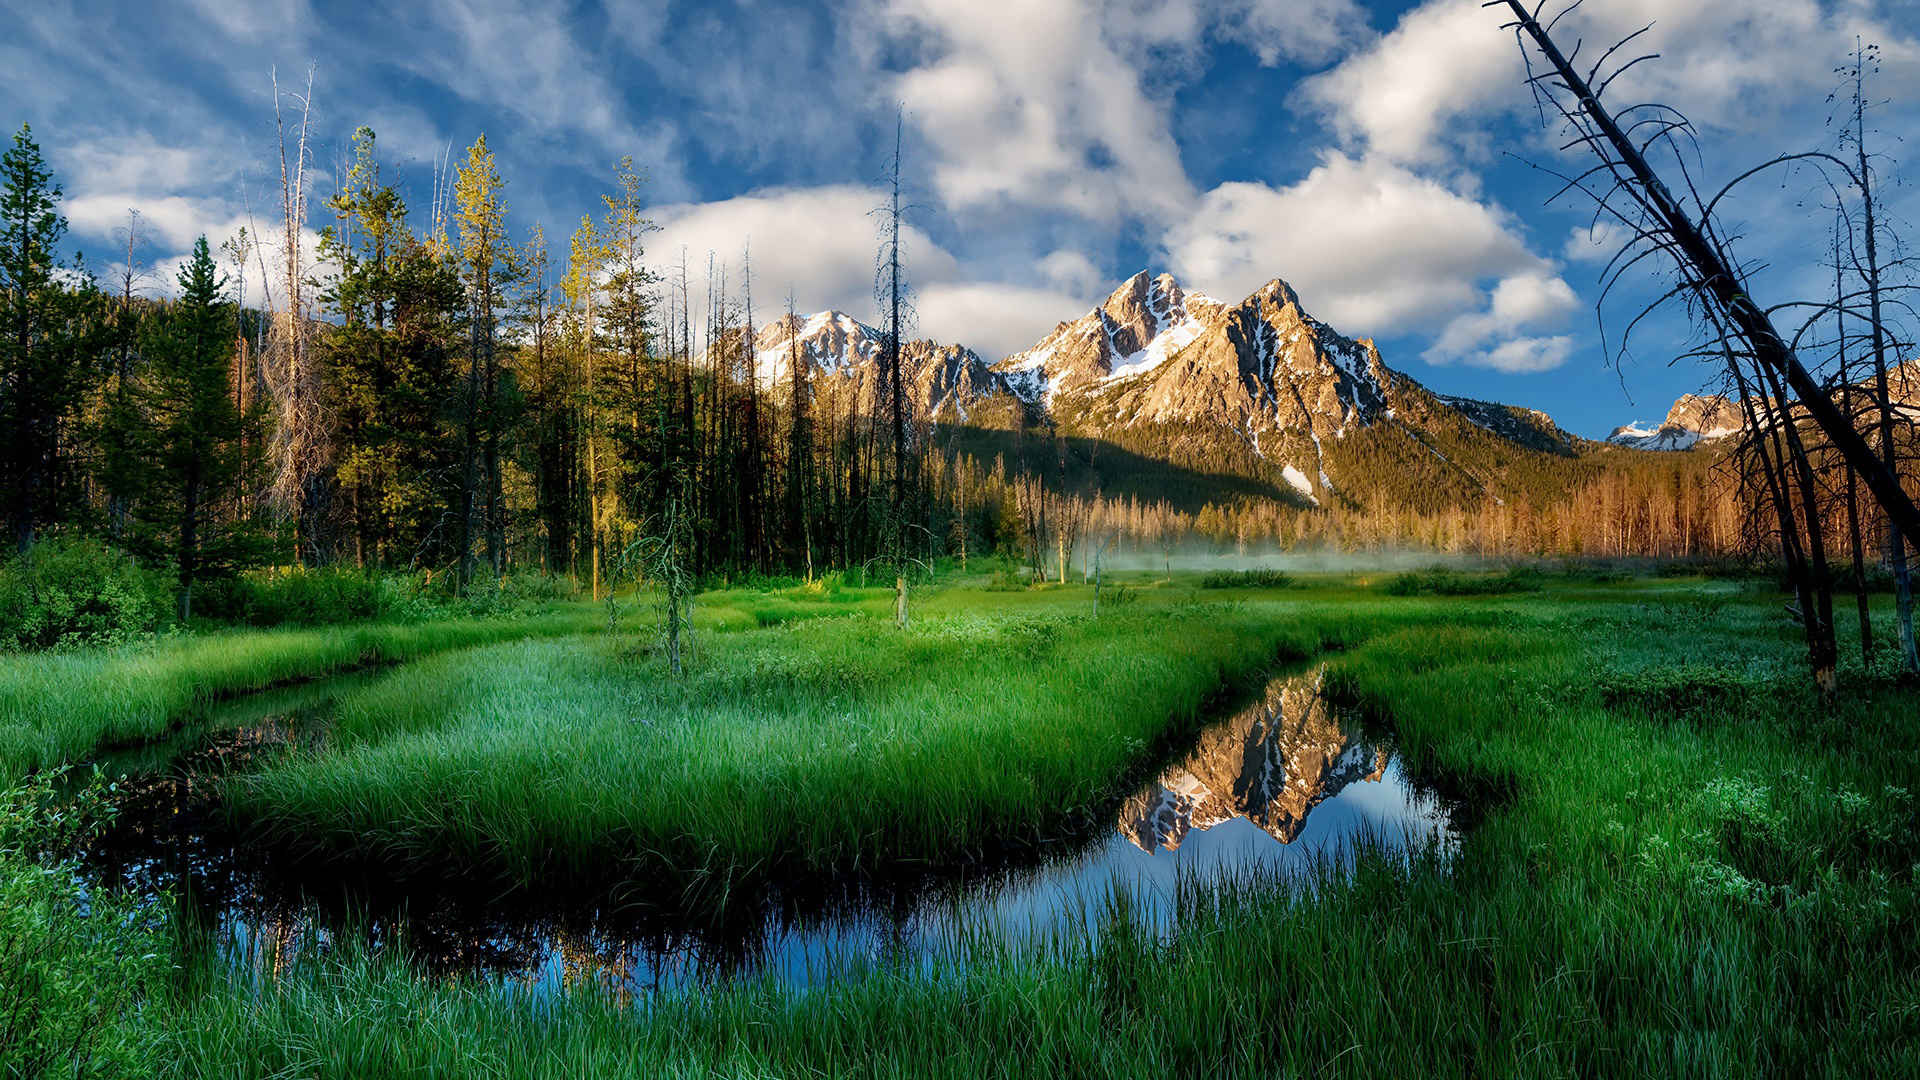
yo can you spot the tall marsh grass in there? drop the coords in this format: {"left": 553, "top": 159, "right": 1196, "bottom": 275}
{"left": 0, "top": 605, "right": 606, "bottom": 780}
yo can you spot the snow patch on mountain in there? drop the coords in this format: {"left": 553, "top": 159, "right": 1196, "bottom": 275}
{"left": 1281, "top": 464, "right": 1316, "bottom": 501}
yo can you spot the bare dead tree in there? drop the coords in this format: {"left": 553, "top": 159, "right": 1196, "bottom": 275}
{"left": 261, "top": 65, "right": 329, "bottom": 564}
{"left": 871, "top": 109, "right": 921, "bottom": 626}
{"left": 102, "top": 208, "right": 151, "bottom": 541}
{"left": 1832, "top": 217, "right": 1875, "bottom": 666}
{"left": 1836, "top": 40, "right": 1918, "bottom": 674}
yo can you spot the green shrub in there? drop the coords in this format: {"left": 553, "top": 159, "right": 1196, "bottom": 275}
{"left": 1598, "top": 664, "right": 1754, "bottom": 719}
{"left": 1198, "top": 568, "right": 1295, "bottom": 589}
{"left": 0, "top": 539, "right": 172, "bottom": 651}
{"left": 984, "top": 566, "right": 1031, "bottom": 591}
{"left": 239, "top": 567, "right": 396, "bottom": 626}
{"left": 1382, "top": 567, "right": 1544, "bottom": 596}
{"left": 0, "top": 770, "right": 169, "bottom": 1076}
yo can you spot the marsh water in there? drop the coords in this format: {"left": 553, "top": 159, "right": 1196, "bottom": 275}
{"left": 76, "top": 663, "right": 1455, "bottom": 997}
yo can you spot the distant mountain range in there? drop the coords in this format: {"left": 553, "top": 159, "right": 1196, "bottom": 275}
{"left": 1605, "top": 366, "right": 1920, "bottom": 451}
{"left": 750, "top": 271, "right": 1629, "bottom": 512}
{"left": 1606, "top": 393, "right": 1745, "bottom": 451}
{"left": 752, "top": 272, "right": 1920, "bottom": 478}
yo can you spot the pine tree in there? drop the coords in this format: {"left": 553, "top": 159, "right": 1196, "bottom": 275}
{"left": 0, "top": 124, "right": 95, "bottom": 558}
{"left": 515, "top": 223, "right": 573, "bottom": 573}
{"left": 561, "top": 215, "right": 609, "bottom": 599}
{"left": 318, "top": 127, "right": 464, "bottom": 570}
{"left": 598, "top": 156, "right": 659, "bottom": 556}
{"left": 452, "top": 134, "right": 513, "bottom": 586}
{"left": 141, "top": 237, "right": 258, "bottom": 620}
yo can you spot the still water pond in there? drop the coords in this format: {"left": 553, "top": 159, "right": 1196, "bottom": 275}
{"left": 80, "top": 665, "right": 1455, "bottom": 996}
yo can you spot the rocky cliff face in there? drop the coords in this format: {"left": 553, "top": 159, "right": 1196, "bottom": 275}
{"left": 1118, "top": 669, "right": 1388, "bottom": 852}
{"left": 995, "top": 271, "right": 1227, "bottom": 402}
{"left": 750, "top": 311, "right": 1016, "bottom": 423}
{"left": 1607, "top": 393, "right": 1745, "bottom": 451}
{"left": 993, "top": 271, "right": 1589, "bottom": 506}
{"left": 1608, "top": 363, "right": 1920, "bottom": 451}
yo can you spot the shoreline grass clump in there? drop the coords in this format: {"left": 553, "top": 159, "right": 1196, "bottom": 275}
{"left": 227, "top": 597, "right": 1374, "bottom": 893}
{"left": 1382, "top": 565, "right": 1544, "bottom": 596}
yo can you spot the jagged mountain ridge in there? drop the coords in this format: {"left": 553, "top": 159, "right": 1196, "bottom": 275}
{"left": 991, "top": 271, "right": 1588, "bottom": 509}
{"left": 750, "top": 270, "right": 1598, "bottom": 512}
{"left": 1607, "top": 393, "right": 1745, "bottom": 451}
{"left": 1609, "top": 364, "right": 1920, "bottom": 451}
{"left": 748, "top": 310, "right": 1016, "bottom": 424}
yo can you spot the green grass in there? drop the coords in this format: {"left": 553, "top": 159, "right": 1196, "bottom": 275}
{"left": 10, "top": 573, "right": 1920, "bottom": 1076}
{"left": 0, "top": 602, "right": 608, "bottom": 781}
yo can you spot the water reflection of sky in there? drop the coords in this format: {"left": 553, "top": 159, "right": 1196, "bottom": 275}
{"left": 91, "top": 665, "right": 1457, "bottom": 998}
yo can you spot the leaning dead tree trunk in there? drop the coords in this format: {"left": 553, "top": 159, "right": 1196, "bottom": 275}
{"left": 1499, "top": 1, "right": 1920, "bottom": 555}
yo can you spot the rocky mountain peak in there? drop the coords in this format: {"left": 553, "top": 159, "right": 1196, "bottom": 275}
{"left": 996, "top": 269, "right": 1223, "bottom": 402}
{"left": 1608, "top": 391, "right": 1744, "bottom": 450}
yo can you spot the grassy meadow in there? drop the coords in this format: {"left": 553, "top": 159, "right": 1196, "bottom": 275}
{"left": 4, "top": 566, "right": 1916, "bottom": 1077}
{"left": 0, "top": 602, "right": 610, "bottom": 782}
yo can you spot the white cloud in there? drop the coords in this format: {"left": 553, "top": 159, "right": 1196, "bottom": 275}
{"left": 875, "top": 0, "right": 1371, "bottom": 225}
{"left": 1300, "top": 0, "right": 1515, "bottom": 166}
{"left": 1305, "top": 0, "right": 1920, "bottom": 166}
{"left": 1164, "top": 152, "right": 1548, "bottom": 327}
{"left": 1163, "top": 152, "right": 1579, "bottom": 372}
{"left": 1563, "top": 221, "right": 1631, "bottom": 264}
{"left": 880, "top": 0, "right": 1199, "bottom": 223}
{"left": 1475, "top": 335, "right": 1576, "bottom": 373}
{"left": 650, "top": 185, "right": 961, "bottom": 326}
{"left": 1424, "top": 271, "right": 1579, "bottom": 370}
{"left": 917, "top": 281, "right": 1093, "bottom": 359}
{"left": 1036, "top": 249, "right": 1105, "bottom": 297}
{"left": 1216, "top": 0, "right": 1371, "bottom": 66}
{"left": 651, "top": 186, "right": 1101, "bottom": 360}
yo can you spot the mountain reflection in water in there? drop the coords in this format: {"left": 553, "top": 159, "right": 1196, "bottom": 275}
{"left": 1120, "top": 669, "right": 1390, "bottom": 852}
{"left": 80, "top": 664, "right": 1454, "bottom": 996}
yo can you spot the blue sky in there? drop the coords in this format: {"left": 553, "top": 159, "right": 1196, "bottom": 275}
{"left": 4, "top": 0, "right": 1917, "bottom": 437}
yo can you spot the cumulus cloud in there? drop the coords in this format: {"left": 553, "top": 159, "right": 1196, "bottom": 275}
{"left": 1215, "top": 0, "right": 1372, "bottom": 66}
{"left": 1164, "top": 153, "right": 1543, "bottom": 325}
{"left": 1036, "top": 249, "right": 1106, "bottom": 297}
{"left": 1474, "top": 335, "right": 1576, "bottom": 373}
{"left": 1423, "top": 271, "right": 1579, "bottom": 370}
{"left": 917, "top": 282, "right": 1095, "bottom": 358}
{"left": 1563, "top": 221, "right": 1632, "bottom": 264}
{"left": 881, "top": 0, "right": 1196, "bottom": 223}
{"left": 649, "top": 185, "right": 1087, "bottom": 358}
{"left": 1305, "top": 0, "right": 1920, "bottom": 166}
{"left": 1162, "top": 152, "right": 1579, "bottom": 371}
{"left": 1301, "top": 0, "right": 1516, "bottom": 166}
{"left": 650, "top": 185, "right": 959, "bottom": 322}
